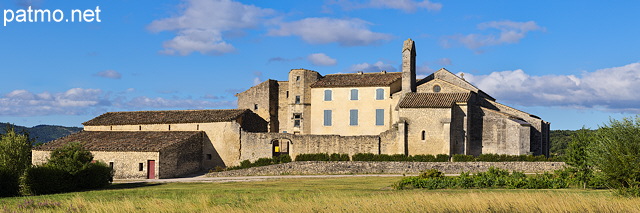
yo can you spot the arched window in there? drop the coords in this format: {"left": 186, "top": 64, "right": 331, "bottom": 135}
{"left": 421, "top": 130, "right": 426, "bottom": 141}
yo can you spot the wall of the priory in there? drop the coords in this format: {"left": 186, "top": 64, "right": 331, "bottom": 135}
{"left": 480, "top": 108, "right": 531, "bottom": 155}
{"left": 239, "top": 132, "right": 382, "bottom": 163}
{"left": 399, "top": 108, "right": 453, "bottom": 156}
{"left": 417, "top": 78, "right": 471, "bottom": 94}
{"left": 277, "top": 81, "right": 290, "bottom": 133}
{"left": 480, "top": 99, "right": 548, "bottom": 156}
{"left": 286, "top": 69, "right": 322, "bottom": 134}
{"left": 32, "top": 150, "right": 160, "bottom": 179}
{"left": 236, "top": 80, "right": 279, "bottom": 132}
{"left": 450, "top": 104, "right": 468, "bottom": 155}
{"left": 84, "top": 122, "right": 244, "bottom": 169}
{"left": 310, "top": 87, "right": 394, "bottom": 136}
{"left": 158, "top": 133, "right": 203, "bottom": 178}
{"left": 433, "top": 69, "right": 478, "bottom": 92}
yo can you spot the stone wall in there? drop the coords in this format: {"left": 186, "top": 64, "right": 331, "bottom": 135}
{"left": 399, "top": 108, "right": 452, "bottom": 155}
{"left": 208, "top": 161, "right": 567, "bottom": 177}
{"left": 33, "top": 150, "right": 160, "bottom": 179}
{"left": 159, "top": 132, "right": 203, "bottom": 178}
{"left": 240, "top": 132, "right": 382, "bottom": 163}
{"left": 236, "top": 79, "right": 279, "bottom": 132}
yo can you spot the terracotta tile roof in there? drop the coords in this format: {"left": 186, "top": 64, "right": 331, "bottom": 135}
{"left": 310, "top": 72, "right": 402, "bottom": 88}
{"left": 398, "top": 93, "right": 471, "bottom": 108}
{"left": 83, "top": 109, "right": 249, "bottom": 126}
{"left": 34, "top": 131, "right": 202, "bottom": 152}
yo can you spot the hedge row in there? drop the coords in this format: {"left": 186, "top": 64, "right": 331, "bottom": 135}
{"left": 394, "top": 167, "right": 572, "bottom": 190}
{"left": 295, "top": 153, "right": 349, "bottom": 161}
{"left": 20, "top": 162, "right": 114, "bottom": 195}
{"left": 452, "top": 154, "right": 556, "bottom": 162}
{"left": 223, "top": 155, "right": 293, "bottom": 171}
{"left": 0, "top": 168, "right": 20, "bottom": 197}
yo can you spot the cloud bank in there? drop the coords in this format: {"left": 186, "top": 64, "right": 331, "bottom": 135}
{"left": 463, "top": 62, "right": 640, "bottom": 113}
{"left": 443, "top": 20, "right": 544, "bottom": 50}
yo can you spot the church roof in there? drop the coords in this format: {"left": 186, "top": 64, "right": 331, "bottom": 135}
{"left": 398, "top": 92, "right": 471, "bottom": 108}
{"left": 310, "top": 72, "right": 402, "bottom": 88}
{"left": 33, "top": 131, "right": 202, "bottom": 152}
{"left": 83, "top": 109, "right": 250, "bottom": 126}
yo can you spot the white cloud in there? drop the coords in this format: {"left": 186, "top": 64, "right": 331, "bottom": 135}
{"left": 268, "top": 17, "right": 392, "bottom": 46}
{"left": 347, "top": 61, "right": 396, "bottom": 72}
{"left": 308, "top": 53, "right": 337, "bottom": 66}
{"left": 444, "top": 20, "right": 544, "bottom": 50}
{"left": 148, "top": 0, "right": 275, "bottom": 55}
{"left": 252, "top": 71, "right": 263, "bottom": 86}
{"left": 95, "top": 70, "right": 122, "bottom": 79}
{"left": 463, "top": 62, "right": 640, "bottom": 113}
{"left": 0, "top": 88, "right": 106, "bottom": 116}
{"left": 328, "top": 0, "right": 442, "bottom": 13}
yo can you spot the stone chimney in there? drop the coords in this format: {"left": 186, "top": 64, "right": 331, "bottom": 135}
{"left": 402, "top": 38, "right": 416, "bottom": 94}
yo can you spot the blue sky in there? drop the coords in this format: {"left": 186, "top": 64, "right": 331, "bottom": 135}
{"left": 1, "top": 0, "right": 639, "bottom": 130}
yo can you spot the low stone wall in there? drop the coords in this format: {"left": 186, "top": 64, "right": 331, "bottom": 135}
{"left": 208, "top": 161, "right": 566, "bottom": 177}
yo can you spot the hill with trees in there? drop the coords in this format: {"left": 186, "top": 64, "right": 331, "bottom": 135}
{"left": 0, "top": 123, "right": 82, "bottom": 145}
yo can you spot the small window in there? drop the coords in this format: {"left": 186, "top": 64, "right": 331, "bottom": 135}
{"left": 293, "top": 113, "right": 302, "bottom": 127}
{"left": 206, "top": 154, "right": 212, "bottom": 160}
{"left": 168, "top": 125, "right": 171, "bottom": 131}
{"left": 376, "top": 88, "right": 384, "bottom": 100}
{"left": 421, "top": 130, "right": 426, "bottom": 140}
{"left": 433, "top": 85, "right": 441, "bottom": 93}
{"left": 324, "top": 110, "right": 332, "bottom": 126}
{"left": 254, "top": 104, "right": 258, "bottom": 110}
{"left": 324, "top": 90, "right": 332, "bottom": 101}
{"left": 350, "top": 89, "right": 358, "bottom": 100}
{"left": 139, "top": 125, "right": 141, "bottom": 130}
{"left": 286, "top": 91, "right": 289, "bottom": 98}
{"left": 197, "top": 124, "right": 200, "bottom": 130}
{"left": 375, "top": 109, "right": 384, "bottom": 126}
{"left": 295, "top": 96, "right": 301, "bottom": 104}
{"left": 109, "top": 162, "right": 114, "bottom": 169}
{"left": 349, "top": 109, "right": 358, "bottom": 126}
{"left": 296, "top": 76, "right": 300, "bottom": 81}
{"left": 283, "top": 131, "right": 288, "bottom": 133}
{"left": 138, "top": 163, "right": 144, "bottom": 171}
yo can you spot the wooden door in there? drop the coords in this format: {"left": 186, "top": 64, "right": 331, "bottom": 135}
{"left": 147, "top": 160, "right": 155, "bottom": 179}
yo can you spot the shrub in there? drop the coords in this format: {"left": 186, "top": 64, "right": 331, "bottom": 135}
{"left": 273, "top": 154, "right": 292, "bottom": 164}
{"left": 411, "top": 155, "right": 436, "bottom": 162}
{"left": 21, "top": 166, "right": 74, "bottom": 195}
{"left": 419, "top": 169, "right": 444, "bottom": 179}
{"left": 295, "top": 153, "right": 331, "bottom": 161}
{"left": 0, "top": 168, "right": 20, "bottom": 197}
{"left": 329, "top": 153, "right": 350, "bottom": 161}
{"left": 435, "top": 154, "right": 450, "bottom": 162}
{"left": 452, "top": 154, "right": 475, "bottom": 162}
{"left": 588, "top": 116, "right": 640, "bottom": 196}
{"left": 352, "top": 153, "right": 376, "bottom": 161}
{"left": 75, "top": 161, "right": 114, "bottom": 189}
{"left": 253, "top": 158, "right": 274, "bottom": 167}
{"left": 47, "top": 142, "right": 93, "bottom": 175}
{"left": 239, "top": 160, "right": 251, "bottom": 169}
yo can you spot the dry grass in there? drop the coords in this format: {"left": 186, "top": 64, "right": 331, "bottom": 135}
{"left": 2, "top": 176, "right": 639, "bottom": 212}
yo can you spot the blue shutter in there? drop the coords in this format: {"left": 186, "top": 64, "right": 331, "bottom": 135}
{"left": 324, "top": 110, "right": 332, "bottom": 126}
{"left": 350, "top": 89, "right": 358, "bottom": 100}
{"left": 324, "top": 90, "right": 332, "bottom": 101}
{"left": 375, "top": 109, "right": 384, "bottom": 126}
{"left": 376, "top": 88, "right": 384, "bottom": 100}
{"left": 350, "top": 109, "right": 358, "bottom": 126}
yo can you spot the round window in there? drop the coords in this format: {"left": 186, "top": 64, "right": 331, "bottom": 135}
{"left": 433, "top": 85, "right": 441, "bottom": 93}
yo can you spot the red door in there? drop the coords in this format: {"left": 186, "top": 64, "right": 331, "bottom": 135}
{"left": 147, "top": 160, "right": 155, "bottom": 179}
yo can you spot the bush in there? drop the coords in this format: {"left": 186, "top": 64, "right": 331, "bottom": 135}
{"left": 0, "top": 168, "right": 20, "bottom": 197}
{"left": 295, "top": 153, "right": 331, "bottom": 161}
{"left": 588, "top": 116, "right": 640, "bottom": 196}
{"left": 435, "top": 154, "right": 450, "bottom": 162}
{"left": 21, "top": 166, "right": 74, "bottom": 195}
{"left": 411, "top": 155, "right": 436, "bottom": 162}
{"left": 273, "top": 154, "right": 292, "bottom": 164}
{"left": 329, "top": 153, "right": 350, "bottom": 161}
{"left": 75, "top": 162, "right": 114, "bottom": 189}
{"left": 47, "top": 142, "right": 93, "bottom": 175}
{"left": 452, "top": 154, "right": 475, "bottom": 162}
{"left": 352, "top": 153, "right": 376, "bottom": 161}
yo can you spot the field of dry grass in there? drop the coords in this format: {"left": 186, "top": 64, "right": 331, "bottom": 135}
{"left": 1, "top": 176, "right": 639, "bottom": 212}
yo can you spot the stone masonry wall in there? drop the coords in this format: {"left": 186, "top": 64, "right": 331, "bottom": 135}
{"left": 208, "top": 161, "right": 566, "bottom": 177}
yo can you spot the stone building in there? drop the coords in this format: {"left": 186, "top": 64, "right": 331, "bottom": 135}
{"left": 32, "top": 38, "right": 549, "bottom": 179}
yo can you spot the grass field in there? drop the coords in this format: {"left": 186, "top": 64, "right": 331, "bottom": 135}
{"left": 1, "top": 176, "right": 639, "bottom": 212}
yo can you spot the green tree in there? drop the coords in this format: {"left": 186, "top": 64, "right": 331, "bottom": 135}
{"left": 47, "top": 141, "right": 94, "bottom": 175}
{"left": 0, "top": 125, "right": 32, "bottom": 175}
{"left": 589, "top": 116, "right": 640, "bottom": 196}
{"left": 565, "top": 128, "right": 593, "bottom": 189}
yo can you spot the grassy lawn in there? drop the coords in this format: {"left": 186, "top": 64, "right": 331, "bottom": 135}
{"left": 1, "top": 176, "right": 639, "bottom": 212}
